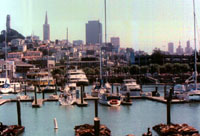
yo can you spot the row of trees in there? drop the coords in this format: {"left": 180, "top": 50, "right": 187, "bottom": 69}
{"left": 80, "top": 63, "right": 200, "bottom": 76}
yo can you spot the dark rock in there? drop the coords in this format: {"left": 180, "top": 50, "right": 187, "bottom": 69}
{"left": 75, "top": 124, "right": 111, "bottom": 136}
{"left": 153, "top": 123, "right": 199, "bottom": 136}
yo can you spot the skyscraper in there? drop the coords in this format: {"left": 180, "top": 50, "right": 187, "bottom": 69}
{"left": 43, "top": 12, "right": 50, "bottom": 41}
{"left": 6, "top": 15, "right": 11, "bottom": 31}
{"left": 185, "top": 40, "right": 193, "bottom": 55}
{"left": 176, "top": 41, "right": 184, "bottom": 55}
{"left": 168, "top": 42, "right": 174, "bottom": 54}
{"left": 86, "top": 20, "right": 102, "bottom": 45}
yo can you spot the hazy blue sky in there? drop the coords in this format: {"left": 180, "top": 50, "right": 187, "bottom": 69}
{"left": 0, "top": 0, "right": 200, "bottom": 53}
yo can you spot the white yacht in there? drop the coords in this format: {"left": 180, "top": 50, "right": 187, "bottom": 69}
{"left": 59, "top": 83, "right": 77, "bottom": 105}
{"left": 0, "top": 78, "right": 14, "bottom": 94}
{"left": 98, "top": 89, "right": 121, "bottom": 106}
{"left": 66, "top": 68, "right": 89, "bottom": 86}
{"left": 120, "top": 79, "right": 141, "bottom": 96}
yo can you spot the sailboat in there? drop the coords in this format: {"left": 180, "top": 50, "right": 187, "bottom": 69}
{"left": 59, "top": 84, "right": 77, "bottom": 105}
{"left": 184, "top": 0, "right": 200, "bottom": 101}
{"left": 96, "top": 0, "right": 122, "bottom": 106}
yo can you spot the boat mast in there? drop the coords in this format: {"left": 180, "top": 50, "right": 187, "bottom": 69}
{"left": 193, "top": 0, "right": 197, "bottom": 90}
{"left": 5, "top": 29, "right": 8, "bottom": 80}
{"left": 104, "top": 0, "right": 107, "bottom": 44}
{"left": 99, "top": 22, "right": 103, "bottom": 86}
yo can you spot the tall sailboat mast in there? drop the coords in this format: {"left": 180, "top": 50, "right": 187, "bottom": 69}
{"left": 193, "top": 0, "right": 197, "bottom": 90}
{"left": 5, "top": 29, "right": 8, "bottom": 80}
{"left": 99, "top": 23, "right": 103, "bottom": 86}
{"left": 104, "top": 0, "right": 107, "bottom": 44}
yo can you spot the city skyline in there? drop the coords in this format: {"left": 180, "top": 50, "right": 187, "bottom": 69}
{"left": 0, "top": 0, "right": 200, "bottom": 53}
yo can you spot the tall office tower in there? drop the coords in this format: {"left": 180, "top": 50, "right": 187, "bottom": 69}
{"left": 6, "top": 15, "right": 11, "bottom": 31}
{"left": 176, "top": 41, "right": 184, "bottom": 55}
{"left": 185, "top": 40, "right": 193, "bottom": 55}
{"left": 43, "top": 12, "right": 50, "bottom": 41}
{"left": 168, "top": 42, "right": 174, "bottom": 54}
{"left": 111, "top": 37, "right": 120, "bottom": 47}
{"left": 86, "top": 20, "right": 102, "bottom": 45}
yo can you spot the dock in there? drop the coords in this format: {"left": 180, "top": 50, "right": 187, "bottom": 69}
{"left": 32, "top": 99, "right": 44, "bottom": 108}
{"left": 145, "top": 96, "right": 187, "bottom": 104}
{"left": 84, "top": 95, "right": 99, "bottom": 100}
{"left": 76, "top": 99, "right": 88, "bottom": 107}
{"left": 0, "top": 99, "right": 10, "bottom": 105}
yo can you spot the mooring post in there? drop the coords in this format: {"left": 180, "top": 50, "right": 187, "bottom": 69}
{"left": 38, "top": 84, "right": 41, "bottom": 93}
{"left": 42, "top": 89, "right": 45, "bottom": 99}
{"left": 111, "top": 83, "right": 114, "bottom": 94}
{"left": 24, "top": 85, "right": 27, "bottom": 95}
{"left": 95, "top": 99, "right": 98, "bottom": 118}
{"left": 81, "top": 86, "right": 83, "bottom": 104}
{"left": 55, "top": 84, "right": 57, "bottom": 95}
{"left": 155, "top": 86, "right": 158, "bottom": 93}
{"left": 164, "top": 84, "right": 167, "bottom": 99}
{"left": 117, "top": 86, "right": 119, "bottom": 96}
{"left": 94, "top": 117, "right": 100, "bottom": 136}
{"left": 34, "top": 86, "right": 37, "bottom": 104}
{"left": 14, "top": 84, "right": 16, "bottom": 93}
{"left": 127, "top": 92, "right": 130, "bottom": 102}
{"left": 83, "top": 85, "right": 85, "bottom": 98}
{"left": 167, "top": 88, "right": 172, "bottom": 125}
{"left": 16, "top": 100, "right": 22, "bottom": 126}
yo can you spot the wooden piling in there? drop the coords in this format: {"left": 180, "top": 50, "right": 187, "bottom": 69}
{"left": 14, "top": 84, "right": 16, "bottom": 93}
{"left": 34, "top": 86, "right": 37, "bottom": 105}
{"left": 94, "top": 117, "right": 100, "bottom": 136}
{"left": 155, "top": 86, "right": 158, "bottom": 93}
{"left": 38, "top": 84, "right": 41, "bottom": 93}
{"left": 24, "top": 85, "right": 27, "bottom": 95}
{"left": 95, "top": 99, "right": 98, "bottom": 118}
{"left": 81, "top": 86, "right": 83, "bottom": 104}
{"left": 16, "top": 100, "right": 22, "bottom": 126}
{"left": 167, "top": 88, "right": 173, "bottom": 125}
{"left": 116, "top": 86, "right": 119, "bottom": 96}
{"left": 164, "top": 84, "right": 167, "bottom": 99}
{"left": 42, "top": 90, "right": 45, "bottom": 99}
{"left": 55, "top": 84, "right": 57, "bottom": 95}
{"left": 111, "top": 83, "right": 114, "bottom": 93}
{"left": 127, "top": 92, "right": 130, "bottom": 102}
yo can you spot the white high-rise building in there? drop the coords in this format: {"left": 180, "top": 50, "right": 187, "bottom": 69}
{"left": 43, "top": 12, "right": 50, "bottom": 41}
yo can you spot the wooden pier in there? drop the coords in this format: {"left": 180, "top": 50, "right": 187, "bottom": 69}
{"left": 0, "top": 99, "right": 10, "bottom": 105}
{"left": 76, "top": 99, "right": 88, "bottom": 107}
{"left": 32, "top": 99, "right": 44, "bottom": 108}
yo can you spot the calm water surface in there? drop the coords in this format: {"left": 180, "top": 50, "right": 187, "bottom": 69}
{"left": 0, "top": 85, "right": 200, "bottom": 136}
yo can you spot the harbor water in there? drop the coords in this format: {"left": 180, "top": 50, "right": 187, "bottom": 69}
{"left": 0, "top": 85, "right": 200, "bottom": 136}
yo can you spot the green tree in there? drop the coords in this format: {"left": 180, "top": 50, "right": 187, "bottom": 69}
{"left": 140, "top": 66, "right": 149, "bottom": 74}
{"left": 151, "top": 49, "right": 164, "bottom": 65}
{"left": 150, "top": 64, "right": 160, "bottom": 74}
{"left": 130, "top": 65, "right": 140, "bottom": 75}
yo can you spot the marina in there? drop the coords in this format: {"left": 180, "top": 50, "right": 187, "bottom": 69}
{"left": 0, "top": 85, "right": 200, "bottom": 135}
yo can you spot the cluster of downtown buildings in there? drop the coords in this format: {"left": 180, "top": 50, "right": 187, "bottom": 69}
{"left": 167, "top": 41, "right": 193, "bottom": 55}
{"left": 0, "top": 13, "right": 196, "bottom": 80}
